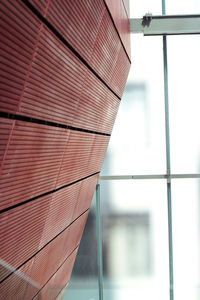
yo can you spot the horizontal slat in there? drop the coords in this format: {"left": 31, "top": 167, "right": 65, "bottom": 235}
{"left": 130, "top": 15, "right": 200, "bottom": 35}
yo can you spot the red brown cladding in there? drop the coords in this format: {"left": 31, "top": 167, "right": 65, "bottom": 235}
{"left": 0, "top": 0, "right": 130, "bottom": 298}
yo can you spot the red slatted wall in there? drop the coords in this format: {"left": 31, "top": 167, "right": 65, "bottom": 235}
{"left": 0, "top": 0, "right": 130, "bottom": 298}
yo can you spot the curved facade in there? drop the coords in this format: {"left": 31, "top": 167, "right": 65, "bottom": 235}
{"left": 0, "top": 0, "right": 130, "bottom": 298}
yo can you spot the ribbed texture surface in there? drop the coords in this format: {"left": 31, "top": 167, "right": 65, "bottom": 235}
{"left": 0, "top": 193, "right": 52, "bottom": 282}
{"left": 0, "top": 175, "right": 98, "bottom": 282}
{"left": 111, "top": 46, "right": 131, "bottom": 97}
{"left": 73, "top": 72, "right": 120, "bottom": 133}
{"left": 28, "top": 0, "right": 48, "bottom": 15}
{"left": 46, "top": 0, "right": 105, "bottom": 64}
{"left": 0, "top": 120, "right": 69, "bottom": 210}
{"left": 20, "top": 26, "right": 87, "bottom": 127}
{"left": 0, "top": 0, "right": 130, "bottom": 298}
{"left": 0, "top": 212, "right": 87, "bottom": 300}
{"left": 105, "top": 0, "right": 131, "bottom": 59}
{"left": 57, "top": 131, "right": 109, "bottom": 188}
{"left": 90, "top": 9, "right": 121, "bottom": 89}
{"left": 35, "top": 249, "right": 78, "bottom": 300}
{"left": 0, "top": 118, "right": 13, "bottom": 162}
{"left": 0, "top": 0, "right": 42, "bottom": 113}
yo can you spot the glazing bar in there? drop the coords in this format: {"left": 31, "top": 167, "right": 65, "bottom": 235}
{"left": 96, "top": 184, "right": 103, "bottom": 300}
{"left": 100, "top": 174, "right": 200, "bottom": 180}
{"left": 162, "top": 0, "right": 174, "bottom": 299}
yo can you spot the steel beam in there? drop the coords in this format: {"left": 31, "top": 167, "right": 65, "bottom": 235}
{"left": 100, "top": 174, "right": 200, "bottom": 180}
{"left": 130, "top": 14, "right": 200, "bottom": 35}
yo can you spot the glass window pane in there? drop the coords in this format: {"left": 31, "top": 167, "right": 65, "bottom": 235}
{"left": 65, "top": 195, "right": 99, "bottom": 300}
{"left": 171, "top": 179, "right": 200, "bottom": 300}
{"left": 100, "top": 180, "right": 169, "bottom": 300}
{"left": 168, "top": 36, "right": 200, "bottom": 173}
{"left": 101, "top": 36, "right": 166, "bottom": 175}
{"left": 166, "top": 0, "right": 200, "bottom": 15}
{"left": 130, "top": 0, "right": 162, "bottom": 17}
{"left": 130, "top": 0, "right": 200, "bottom": 16}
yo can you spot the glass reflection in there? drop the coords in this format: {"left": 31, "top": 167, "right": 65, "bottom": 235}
{"left": 167, "top": 36, "right": 200, "bottom": 174}
{"left": 100, "top": 180, "right": 169, "bottom": 300}
{"left": 171, "top": 179, "right": 200, "bottom": 300}
{"left": 129, "top": 0, "right": 162, "bottom": 18}
{"left": 166, "top": 0, "right": 200, "bottom": 15}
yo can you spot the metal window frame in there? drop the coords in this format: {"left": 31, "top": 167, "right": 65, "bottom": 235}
{"left": 100, "top": 174, "right": 200, "bottom": 180}
{"left": 95, "top": 184, "right": 104, "bottom": 300}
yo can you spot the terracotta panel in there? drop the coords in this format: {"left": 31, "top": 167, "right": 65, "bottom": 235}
{"left": 0, "top": 0, "right": 42, "bottom": 113}
{"left": 0, "top": 259, "right": 38, "bottom": 300}
{"left": 39, "top": 175, "right": 97, "bottom": 246}
{"left": 0, "top": 213, "right": 87, "bottom": 300}
{"left": 28, "top": 0, "right": 49, "bottom": 15}
{"left": 90, "top": 9, "right": 121, "bottom": 89}
{"left": 111, "top": 46, "right": 131, "bottom": 97}
{"left": 0, "top": 0, "right": 130, "bottom": 295}
{"left": 29, "top": 211, "right": 88, "bottom": 290}
{"left": 0, "top": 118, "right": 14, "bottom": 164}
{"left": 36, "top": 249, "right": 78, "bottom": 300}
{"left": 0, "top": 121, "right": 69, "bottom": 210}
{"left": 73, "top": 65, "right": 120, "bottom": 134}
{"left": 20, "top": 26, "right": 87, "bottom": 127}
{"left": 46, "top": 0, "right": 105, "bottom": 63}
{"left": 57, "top": 131, "right": 109, "bottom": 188}
{"left": 0, "top": 194, "right": 52, "bottom": 282}
{"left": 105, "top": 0, "right": 131, "bottom": 58}
{"left": 72, "top": 174, "right": 98, "bottom": 220}
{"left": 0, "top": 175, "right": 97, "bottom": 282}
